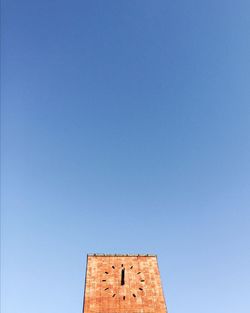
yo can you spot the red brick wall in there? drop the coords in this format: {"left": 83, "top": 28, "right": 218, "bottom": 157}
{"left": 83, "top": 255, "right": 168, "bottom": 313}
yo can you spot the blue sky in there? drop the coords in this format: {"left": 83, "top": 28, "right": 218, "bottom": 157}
{"left": 1, "top": 0, "right": 250, "bottom": 312}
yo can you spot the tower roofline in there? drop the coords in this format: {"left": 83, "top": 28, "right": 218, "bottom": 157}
{"left": 87, "top": 253, "right": 157, "bottom": 257}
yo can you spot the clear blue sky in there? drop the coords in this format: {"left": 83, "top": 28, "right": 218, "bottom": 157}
{"left": 1, "top": 1, "right": 250, "bottom": 312}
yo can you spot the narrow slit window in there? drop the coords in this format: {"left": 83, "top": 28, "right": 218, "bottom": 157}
{"left": 123, "top": 296, "right": 125, "bottom": 300}
{"left": 112, "top": 294, "right": 116, "bottom": 297}
{"left": 105, "top": 287, "right": 109, "bottom": 290}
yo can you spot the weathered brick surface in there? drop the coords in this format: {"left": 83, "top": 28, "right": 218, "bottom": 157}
{"left": 83, "top": 254, "right": 168, "bottom": 313}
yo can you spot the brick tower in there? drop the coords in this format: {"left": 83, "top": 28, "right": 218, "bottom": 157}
{"left": 82, "top": 254, "right": 168, "bottom": 313}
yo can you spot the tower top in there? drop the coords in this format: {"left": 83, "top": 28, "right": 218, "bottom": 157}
{"left": 83, "top": 254, "right": 168, "bottom": 313}
{"left": 87, "top": 253, "right": 157, "bottom": 257}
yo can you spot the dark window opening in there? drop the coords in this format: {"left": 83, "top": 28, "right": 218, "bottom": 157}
{"left": 112, "top": 266, "right": 115, "bottom": 269}
{"left": 102, "top": 280, "right": 106, "bottom": 282}
{"left": 139, "top": 288, "right": 143, "bottom": 291}
{"left": 123, "top": 296, "right": 125, "bottom": 300}
{"left": 130, "top": 266, "right": 133, "bottom": 269}
{"left": 141, "top": 280, "right": 145, "bottom": 282}
{"left": 137, "top": 272, "right": 141, "bottom": 274}
{"left": 133, "top": 294, "right": 136, "bottom": 297}
{"left": 105, "top": 272, "right": 109, "bottom": 274}
{"left": 105, "top": 287, "right": 109, "bottom": 290}
{"left": 112, "top": 294, "right": 116, "bottom": 297}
